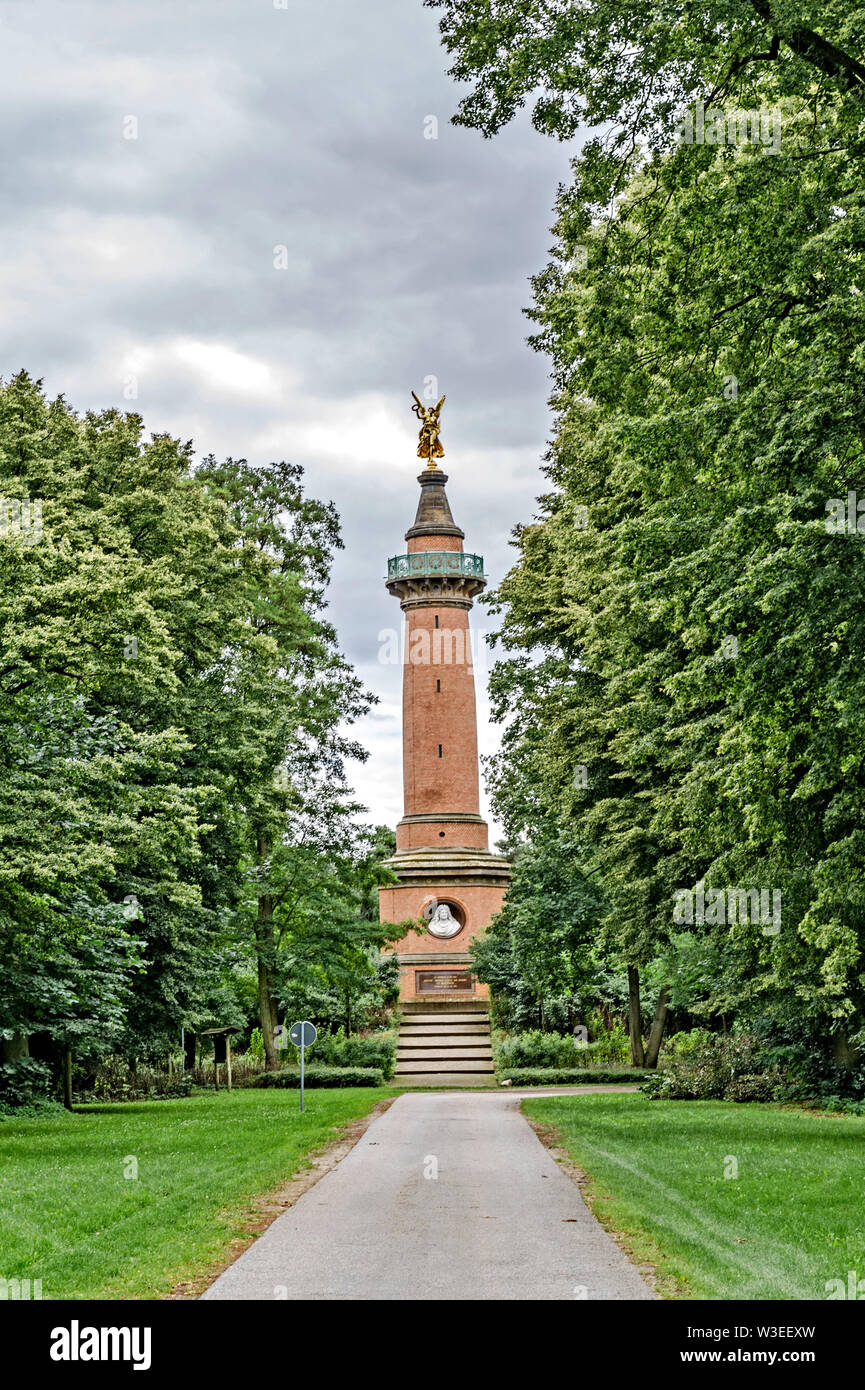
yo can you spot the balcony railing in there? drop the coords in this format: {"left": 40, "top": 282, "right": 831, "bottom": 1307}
{"left": 387, "top": 551, "right": 485, "bottom": 581}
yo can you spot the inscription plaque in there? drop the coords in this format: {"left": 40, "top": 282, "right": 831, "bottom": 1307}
{"left": 416, "top": 969, "right": 473, "bottom": 993}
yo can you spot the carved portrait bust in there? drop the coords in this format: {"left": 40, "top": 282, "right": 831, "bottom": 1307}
{"left": 426, "top": 901, "right": 462, "bottom": 939}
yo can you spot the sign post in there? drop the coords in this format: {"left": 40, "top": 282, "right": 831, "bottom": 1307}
{"left": 288, "top": 1020, "right": 317, "bottom": 1112}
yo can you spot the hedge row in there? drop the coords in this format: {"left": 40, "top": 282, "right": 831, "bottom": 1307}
{"left": 307, "top": 1033, "right": 395, "bottom": 1080}
{"left": 494, "top": 1030, "right": 630, "bottom": 1070}
{"left": 253, "top": 1066, "right": 384, "bottom": 1089}
{"left": 498, "top": 1068, "right": 645, "bottom": 1087}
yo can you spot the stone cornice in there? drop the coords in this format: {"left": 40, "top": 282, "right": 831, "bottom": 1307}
{"left": 382, "top": 846, "right": 511, "bottom": 888}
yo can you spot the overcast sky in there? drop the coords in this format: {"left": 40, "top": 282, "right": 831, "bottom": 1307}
{"left": 1, "top": 0, "right": 576, "bottom": 835}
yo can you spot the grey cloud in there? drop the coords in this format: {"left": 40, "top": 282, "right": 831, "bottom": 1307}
{"left": 1, "top": 0, "right": 575, "bottom": 824}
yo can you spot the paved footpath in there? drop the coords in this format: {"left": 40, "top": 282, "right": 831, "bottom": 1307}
{"left": 202, "top": 1091, "right": 655, "bottom": 1301}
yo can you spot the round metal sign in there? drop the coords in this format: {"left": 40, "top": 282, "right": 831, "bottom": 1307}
{"left": 288, "top": 1020, "right": 317, "bottom": 1048}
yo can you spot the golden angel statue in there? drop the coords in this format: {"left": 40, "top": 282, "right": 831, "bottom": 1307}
{"left": 411, "top": 390, "right": 446, "bottom": 466}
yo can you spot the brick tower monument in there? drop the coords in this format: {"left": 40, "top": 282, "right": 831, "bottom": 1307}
{"left": 379, "top": 394, "right": 510, "bottom": 1003}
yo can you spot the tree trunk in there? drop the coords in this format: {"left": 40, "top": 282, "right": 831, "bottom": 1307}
{"left": 255, "top": 831, "right": 280, "bottom": 1069}
{"left": 63, "top": 1049, "right": 73, "bottom": 1110}
{"left": 833, "top": 1034, "right": 861, "bottom": 1070}
{"left": 256, "top": 931, "right": 279, "bottom": 1068}
{"left": 644, "top": 986, "right": 670, "bottom": 1069}
{"left": 627, "top": 966, "right": 645, "bottom": 1067}
{"left": 1, "top": 1031, "right": 28, "bottom": 1063}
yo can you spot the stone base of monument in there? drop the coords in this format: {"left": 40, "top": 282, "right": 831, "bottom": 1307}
{"left": 394, "top": 1004, "right": 494, "bottom": 1086}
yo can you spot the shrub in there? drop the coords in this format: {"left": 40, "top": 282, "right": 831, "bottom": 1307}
{"left": 495, "top": 1030, "right": 589, "bottom": 1070}
{"left": 661, "top": 1027, "right": 714, "bottom": 1059}
{"left": 584, "top": 1023, "right": 630, "bottom": 1066}
{"left": 308, "top": 1030, "right": 395, "bottom": 1080}
{"left": 498, "top": 1068, "right": 644, "bottom": 1086}
{"left": 494, "top": 1027, "right": 629, "bottom": 1071}
{"left": 190, "top": 1056, "right": 264, "bottom": 1090}
{"left": 247, "top": 1028, "right": 266, "bottom": 1063}
{"left": 726, "top": 1072, "right": 785, "bottom": 1103}
{"left": 76, "top": 1056, "right": 194, "bottom": 1102}
{"left": 253, "top": 1066, "right": 384, "bottom": 1089}
{"left": 814, "top": 1095, "right": 865, "bottom": 1116}
{"left": 0, "top": 1058, "right": 54, "bottom": 1114}
{"left": 642, "top": 1031, "right": 786, "bottom": 1102}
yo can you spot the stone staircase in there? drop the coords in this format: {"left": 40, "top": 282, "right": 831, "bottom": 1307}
{"left": 395, "top": 1001, "right": 494, "bottom": 1086}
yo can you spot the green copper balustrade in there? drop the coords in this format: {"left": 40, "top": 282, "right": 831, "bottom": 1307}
{"left": 386, "top": 552, "right": 485, "bottom": 580}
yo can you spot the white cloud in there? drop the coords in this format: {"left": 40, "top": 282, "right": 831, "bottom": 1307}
{"left": 0, "top": 0, "right": 575, "bottom": 834}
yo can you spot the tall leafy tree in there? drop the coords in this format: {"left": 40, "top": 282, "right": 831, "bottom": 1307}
{"left": 194, "top": 458, "right": 373, "bottom": 1065}
{"left": 0, "top": 374, "right": 379, "bottom": 1092}
{"left": 429, "top": 1, "right": 865, "bottom": 1063}
{"left": 472, "top": 830, "right": 603, "bottom": 1029}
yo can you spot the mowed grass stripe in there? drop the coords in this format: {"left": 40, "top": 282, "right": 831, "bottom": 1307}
{"left": 0, "top": 1088, "right": 385, "bottom": 1299}
{"left": 522, "top": 1093, "right": 865, "bottom": 1300}
{"left": 579, "top": 1144, "right": 820, "bottom": 1298}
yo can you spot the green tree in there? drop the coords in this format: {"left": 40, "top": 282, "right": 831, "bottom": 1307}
{"left": 193, "top": 457, "right": 374, "bottom": 1066}
{"left": 472, "top": 830, "right": 603, "bottom": 1029}
{"left": 0, "top": 375, "right": 379, "bottom": 1093}
{"left": 430, "top": 0, "right": 865, "bottom": 1068}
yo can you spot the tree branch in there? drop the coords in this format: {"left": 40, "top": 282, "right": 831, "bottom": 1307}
{"left": 748, "top": 1, "right": 865, "bottom": 91}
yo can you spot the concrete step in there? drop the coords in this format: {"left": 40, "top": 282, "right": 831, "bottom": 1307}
{"left": 395, "top": 1060, "right": 495, "bottom": 1074}
{"left": 397, "top": 1039, "right": 492, "bottom": 1051}
{"left": 393, "top": 1074, "right": 497, "bottom": 1088}
{"left": 398, "top": 1036, "right": 491, "bottom": 1045}
{"left": 398, "top": 1023, "right": 490, "bottom": 1035}
{"left": 399, "top": 1055, "right": 492, "bottom": 1062}
{"left": 401, "top": 1002, "right": 490, "bottom": 1015}
{"left": 398, "top": 1054, "right": 493, "bottom": 1061}
{"left": 400, "top": 1021, "right": 490, "bottom": 1029}
{"left": 399, "top": 1036, "right": 489, "bottom": 1046}
{"left": 397, "top": 1050, "right": 492, "bottom": 1061}
{"left": 397, "top": 1017, "right": 489, "bottom": 1028}
{"left": 397, "top": 1045, "right": 492, "bottom": 1056}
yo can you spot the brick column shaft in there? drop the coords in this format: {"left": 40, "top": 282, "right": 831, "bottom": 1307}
{"left": 380, "top": 465, "right": 509, "bottom": 1002}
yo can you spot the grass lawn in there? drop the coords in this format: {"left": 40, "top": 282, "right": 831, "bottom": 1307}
{"left": 522, "top": 1092, "right": 865, "bottom": 1300}
{"left": 0, "top": 1087, "right": 386, "bottom": 1299}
